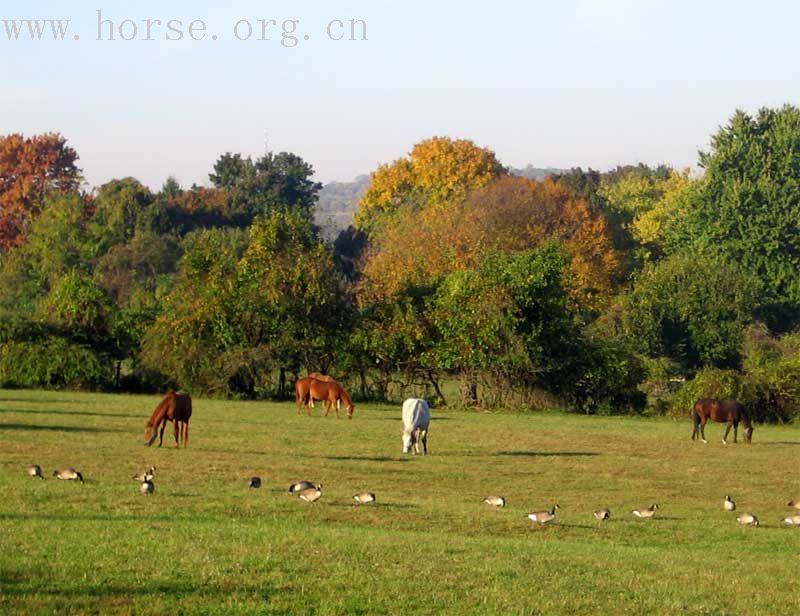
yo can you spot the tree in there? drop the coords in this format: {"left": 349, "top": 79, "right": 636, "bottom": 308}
{"left": 208, "top": 151, "right": 322, "bottom": 225}
{"left": 354, "top": 137, "right": 506, "bottom": 234}
{"left": 88, "top": 178, "right": 155, "bottom": 251}
{"left": 360, "top": 176, "right": 623, "bottom": 313}
{"left": 669, "top": 106, "right": 800, "bottom": 328}
{"left": 0, "top": 133, "right": 81, "bottom": 249}
{"left": 618, "top": 252, "right": 760, "bottom": 369}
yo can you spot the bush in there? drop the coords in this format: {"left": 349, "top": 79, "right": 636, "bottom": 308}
{"left": 0, "top": 338, "right": 112, "bottom": 389}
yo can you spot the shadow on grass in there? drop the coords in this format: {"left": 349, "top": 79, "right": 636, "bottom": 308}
{"left": 1, "top": 578, "right": 276, "bottom": 599}
{"left": 496, "top": 451, "right": 599, "bottom": 458}
{"left": 0, "top": 408, "right": 139, "bottom": 419}
{"left": 322, "top": 455, "right": 410, "bottom": 463}
{"left": 0, "top": 423, "right": 126, "bottom": 433}
{"left": 760, "top": 441, "right": 800, "bottom": 446}
{"left": 0, "top": 512, "right": 183, "bottom": 523}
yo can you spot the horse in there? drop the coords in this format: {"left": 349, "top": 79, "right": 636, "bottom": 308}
{"left": 295, "top": 377, "right": 354, "bottom": 419}
{"left": 692, "top": 398, "right": 753, "bottom": 444}
{"left": 144, "top": 391, "right": 193, "bottom": 448}
{"left": 401, "top": 398, "right": 430, "bottom": 454}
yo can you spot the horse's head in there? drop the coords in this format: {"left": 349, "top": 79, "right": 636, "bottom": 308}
{"left": 144, "top": 424, "right": 157, "bottom": 446}
{"left": 402, "top": 430, "right": 416, "bottom": 454}
{"left": 346, "top": 403, "right": 354, "bottom": 419}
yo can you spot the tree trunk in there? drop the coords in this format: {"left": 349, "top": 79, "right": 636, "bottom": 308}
{"left": 460, "top": 370, "right": 478, "bottom": 407}
{"left": 278, "top": 368, "right": 286, "bottom": 399}
{"left": 427, "top": 370, "right": 446, "bottom": 406}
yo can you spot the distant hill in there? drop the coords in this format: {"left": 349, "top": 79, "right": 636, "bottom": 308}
{"left": 509, "top": 165, "right": 569, "bottom": 181}
{"left": 314, "top": 175, "right": 371, "bottom": 239}
{"left": 315, "top": 166, "right": 569, "bottom": 239}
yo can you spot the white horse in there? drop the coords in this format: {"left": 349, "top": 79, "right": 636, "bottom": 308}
{"left": 402, "top": 398, "right": 430, "bottom": 455}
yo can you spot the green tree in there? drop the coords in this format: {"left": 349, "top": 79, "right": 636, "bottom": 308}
{"left": 619, "top": 252, "right": 760, "bottom": 368}
{"left": 669, "top": 106, "right": 800, "bottom": 328}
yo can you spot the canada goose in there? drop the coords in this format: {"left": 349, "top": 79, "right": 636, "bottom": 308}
{"left": 53, "top": 468, "right": 84, "bottom": 483}
{"left": 297, "top": 486, "right": 323, "bottom": 502}
{"left": 27, "top": 464, "right": 44, "bottom": 480}
{"left": 353, "top": 492, "right": 376, "bottom": 505}
{"left": 288, "top": 481, "right": 320, "bottom": 494}
{"left": 140, "top": 480, "right": 155, "bottom": 495}
{"left": 133, "top": 466, "right": 155, "bottom": 482}
{"left": 736, "top": 512, "right": 759, "bottom": 526}
{"left": 787, "top": 500, "right": 800, "bottom": 510}
{"left": 781, "top": 515, "right": 800, "bottom": 526}
{"left": 527, "top": 504, "right": 559, "bottom": 524}
{"left": 484, "top": 496, "right": 506, "bottom": 508}
{"left": 631, "top": 504, "right": 659, "bottom": 518}
{"left": 593, "top": 508, "right": 612, "bottom": 521}
{"left": 249, "top": 477, "right": 262, "bottom": 489}
{"left": 724, "top": 495, "right": 736, "bottom": 511}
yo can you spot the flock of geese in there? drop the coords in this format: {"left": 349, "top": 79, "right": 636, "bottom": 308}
{"left": 25, "top": 464, "right": 800, "bottom": 527}
{"left": 482, "top": 494, "right": 800, "bottom": 527}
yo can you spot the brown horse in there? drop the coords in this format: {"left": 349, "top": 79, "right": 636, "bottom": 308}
{"left": 295, "top": 377, "right": 354, "bottom": 419}
{"left": 144, "top": 391, "right": 193, "bottom": 448}
{"left": 692, "top": 398, "right": 753, "bottom": 444}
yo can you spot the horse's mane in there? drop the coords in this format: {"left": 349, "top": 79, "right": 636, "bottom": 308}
{"left": 146, "top": 391, "right": 175, "bottom": 428}
{"left": 338, "top": 384, "right": 353, "bottom": 407}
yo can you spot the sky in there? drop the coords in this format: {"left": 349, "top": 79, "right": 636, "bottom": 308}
{"left": 2, "top": 0, "right": 799, "bottom": 189}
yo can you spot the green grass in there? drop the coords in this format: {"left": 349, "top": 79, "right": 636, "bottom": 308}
{"left": 1, "top": 390, "right": 798, "bottom": 615}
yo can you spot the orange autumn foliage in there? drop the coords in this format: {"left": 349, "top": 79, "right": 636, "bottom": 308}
{"left": 360, "top": 176, "right": 623, "bottom": 312}
{"left": 0, "top": 133, "right": 81, "bottom": 250}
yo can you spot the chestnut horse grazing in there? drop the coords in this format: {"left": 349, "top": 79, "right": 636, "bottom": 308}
{"left": 295, "top": 377, "right": 354, "bottom": 419}
{"left": 144, "top": 391, "right": 192, "bottom": 448}
{"left": 692, "top": 398, "right": 753, "bottom": 444}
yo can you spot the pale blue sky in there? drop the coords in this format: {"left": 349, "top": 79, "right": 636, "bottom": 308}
{"left": 2, "top": 0, "right": 799, "bottom": 189}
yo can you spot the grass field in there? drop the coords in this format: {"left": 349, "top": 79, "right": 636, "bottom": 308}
{"left": 1, "top": 390, "right": 798, "bottom": 615}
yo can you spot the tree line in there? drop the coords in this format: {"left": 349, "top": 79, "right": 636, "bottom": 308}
{"left": 1, "top": 106, "right": 799, "bottom": 420}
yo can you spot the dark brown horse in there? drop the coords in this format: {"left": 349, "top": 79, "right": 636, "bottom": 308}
{"left": 144, "top": 391, "right": 192, "bottom": 448}
{"left": 295, "top": 376, "right": 354, "bottom": 419}
{"left": 692, "top": 398, "right": 753, "bottom": 444}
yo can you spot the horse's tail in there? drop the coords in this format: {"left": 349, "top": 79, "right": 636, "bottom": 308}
{"left": 691, "top": 407, "right": 700, "bottom": 427}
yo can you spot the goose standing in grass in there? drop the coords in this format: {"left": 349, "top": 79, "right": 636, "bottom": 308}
{"left": 53, "top": 468, "right": 84, "bottom": 483}
{"left": 593, "top": 508, "right": 612, "bottom": 521}
{"left": 249, "top": 477, "right": 262, "bottom": 489}
{"left": 288, "top": 481, "right": 319, "bottom": 494}
{"left": 724, "top": 495, "right": 736, "bottom": 511}
{"left": 736, "top": 512, "right": 759, "bottom": 526}
{"left": 631, "top": 504, "right": 659, "bottom": 518}
{"left": 133, "top": 466, "right": 155, "bottom": 482}
{"left": 527, "top": 504, "right": 559, "bottom": 524}
{"left": 297, "top": 486, "right": 323, "bottom": 502}
{"left": 140, "top": 479, "right": 155, "bottom": 495}
{"left": 787, "top": 500, "right": 800, "bottom": 511}
{"left": 27, "top": 465, "right": 44, "bottom": 480}
{"left": 353, "top": 492, "right": 376, "bottom": 505}
{"left": 781, "top": 515, "right": 800, "bottom": 526}
{"left": 484, "top": 496, "right": 506, "bottom": 508}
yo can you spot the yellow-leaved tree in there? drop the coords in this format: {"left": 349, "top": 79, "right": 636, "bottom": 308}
{"left": 353, "top": 136, "right": 506, "bottom": 234}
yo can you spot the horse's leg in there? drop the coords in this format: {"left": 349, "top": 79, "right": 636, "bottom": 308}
{"left": 174, "top": 420, "right": 180, "bottom": 448}
{"left": 691, "top": 411, "right": 699, "bottom": 441}
{"left": 334, "top": 398, "right": 341, "bottom": 419}
{"left": 183, "top": 421, "right": 189, "bottom": 448}
{"left": 421, "top": 429, "right": 428, "bottom": 455}
{"left": 158, "top": 419, "right": 166, "bottom": 447}
{"left": 700, "top": 418, "right": 708, "bottom": 444}
{"left": 733, "top": 420, "right": 739, "bottom": 444}
{"left": 413, "top": 429, "right": 420, "bottom": 455}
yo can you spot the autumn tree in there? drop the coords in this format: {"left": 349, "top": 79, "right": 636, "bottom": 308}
{"left": 354, "top": 137, "right": 506, "bottom": 234}
{"left": 360, "top": 176, "right": 623, "bottom": 313}
{"left": 0, "top": 133, "right": 81, "bottom": 249}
